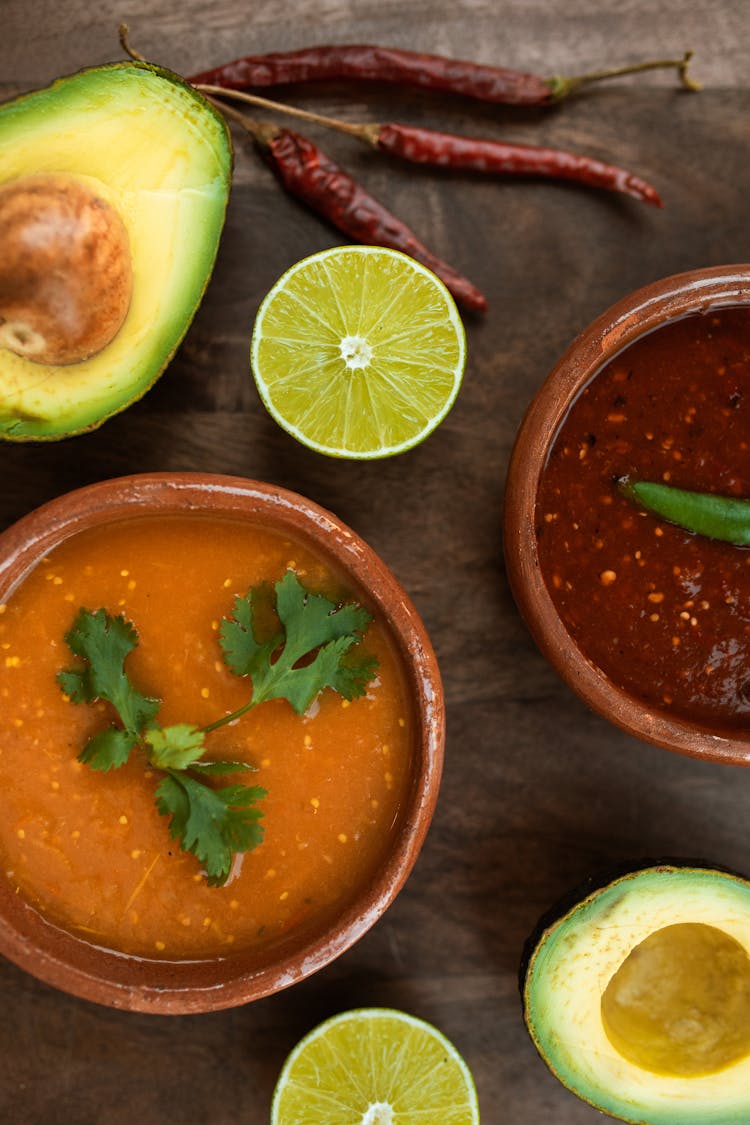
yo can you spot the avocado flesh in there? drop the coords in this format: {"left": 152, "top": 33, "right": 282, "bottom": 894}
{"left": 0, "top": 62, "right": 232, "bottom": 439}
{"left": 524, "top": 866, "right": 750, "bottom": 1125}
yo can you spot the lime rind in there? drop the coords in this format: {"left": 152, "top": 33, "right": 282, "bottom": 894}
{"left": 251, "top": 246, "right": 466, "bottom": 460}
{"left": 271, "top": 1006, "right": 480, "bottom": 1124}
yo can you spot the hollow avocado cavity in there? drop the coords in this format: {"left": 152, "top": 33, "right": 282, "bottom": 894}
{"left": 601, "top": 922, "right": 750, "bottom": 1077}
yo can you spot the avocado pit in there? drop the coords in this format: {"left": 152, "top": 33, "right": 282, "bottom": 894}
{"left": 0, "top": 173, "right": 132, "bottom": 365}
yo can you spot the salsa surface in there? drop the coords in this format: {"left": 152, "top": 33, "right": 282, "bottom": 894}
{"left": 0, "top": 515, "right": 413, "bottom": 959}
{"left": 536, "top": 306, "right": 750, "bottom": 728}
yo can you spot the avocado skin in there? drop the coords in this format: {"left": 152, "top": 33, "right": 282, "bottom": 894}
{"left": 519, "top": 856, "right": 748, "bottom": 992}
{"left": 0, "top": 62, "right": 233, "bottom": 441}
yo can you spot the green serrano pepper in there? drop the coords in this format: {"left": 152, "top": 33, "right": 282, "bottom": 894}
{"left": 619, "top": 479, "right": 750, "bottom": 545}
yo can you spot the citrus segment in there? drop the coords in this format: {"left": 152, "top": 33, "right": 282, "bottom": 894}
{"left": 251, "top": 246, "right": 466, "bottom": 458}
{"left": 271, "top": 1007, "right": 480, "bottom": 1124}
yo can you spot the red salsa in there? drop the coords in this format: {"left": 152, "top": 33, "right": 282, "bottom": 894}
{"left": 536, "top": 306, "right": 750, "bottom": 728}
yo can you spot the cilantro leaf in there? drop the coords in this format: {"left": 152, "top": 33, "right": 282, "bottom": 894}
{"left": 219, "top": 584, "right": 281, "bottom": 679}
{"left": 220, "top": 571, "right": 378, "bottom": 714}
{"left": 276, "top": 570, "right": 373, "bottom": 653}
{"left": 155, "top": 772, "right": 266, "bottom": 886}
{"left": 78, "top": 727, "right": 139, "bottom": 772}
{"left": 58, "top": 608, "right": 160, "bottom": 759}
{"left": 57, "top": 667, "right": 95, "bottom": 705}
{"left": 270, "top": 635, "right": 379, "bottom": 713}
{"left": 145, "top": 724, "right": 207, "bottom": 771}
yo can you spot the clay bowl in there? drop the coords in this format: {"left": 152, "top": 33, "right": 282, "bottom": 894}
{"left": 0, "top": 473, "right": 444, "bottom": 1012}
{"left": 504, "top": 264, "right": 750, "bottom": 765}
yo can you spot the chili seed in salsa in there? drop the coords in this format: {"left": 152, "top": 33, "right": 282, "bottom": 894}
{"left": 536, "top": 305, "right": 750, "bottom": 728}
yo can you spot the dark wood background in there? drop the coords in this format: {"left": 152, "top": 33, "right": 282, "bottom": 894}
{"left": 3, "top": 3, "right": 750, "bottom": 1122}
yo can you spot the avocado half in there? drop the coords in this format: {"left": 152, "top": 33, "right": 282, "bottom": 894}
{"left": 522, "top": 863, "right": 750, "bottom": 1124}
{"left": 0, "top": 62, "right": 232, "bottom": 439}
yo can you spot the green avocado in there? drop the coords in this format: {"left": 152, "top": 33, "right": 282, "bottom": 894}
{"left": 522, "top": 863, "right": 750, "bottom": 1124}
{"left": 0, "top": 62, "right": 232, "bottom": 440}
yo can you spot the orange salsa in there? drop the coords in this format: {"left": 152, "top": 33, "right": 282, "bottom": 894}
{"left": 0, "top": 515, "right": 414, "bottom": 959}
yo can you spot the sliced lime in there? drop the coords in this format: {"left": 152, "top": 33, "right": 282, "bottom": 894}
{"left": 251, "top": 246, "right": 466, "bottom": 459}
{"left": 271, "top": 1007, "right": 480, "bottom": 1124}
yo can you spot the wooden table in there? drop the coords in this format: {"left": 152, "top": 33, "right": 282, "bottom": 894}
{"left": 2, "top": 3, "right": 750, "bottom": 1121}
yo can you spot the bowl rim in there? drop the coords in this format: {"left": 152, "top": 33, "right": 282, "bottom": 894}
{"left": 504, "top": 263, "right": 750, "bottom": 766}
{"left": 0, "top": 471, "right": 445, "bottom": 1012}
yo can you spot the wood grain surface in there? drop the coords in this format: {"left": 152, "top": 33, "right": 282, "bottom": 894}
{"left": 2, "top": 3, "right": 750, "bottom": 1122}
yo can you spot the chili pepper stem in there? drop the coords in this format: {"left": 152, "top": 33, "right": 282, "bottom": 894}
{"left": 195, "top": 83, "right": 380, "bottom": 145}
{"left": 118, "top": 23, "right": 147, "bottom": 62}
{"left": 117, "top": 26, "right": 374, "bottom": 143}
{"left": 204, "top": 94, "right": 280, "bottom": 146}
{"left": 548, "top": 50, "right": 701, "bottom": 100}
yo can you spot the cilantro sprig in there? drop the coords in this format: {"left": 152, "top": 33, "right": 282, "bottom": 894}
{"left": 58, "top": 609, "right": 160, "bottom": 771}
{"left": 213, "top": 571, "right": 378, "bottom": 723}
{"left": 58, "top": 571, "right": 378, "bottom": 886}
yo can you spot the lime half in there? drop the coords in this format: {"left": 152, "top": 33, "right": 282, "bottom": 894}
{"left": 271, "top": 1007, "right": 480, "bottom": 1124}
{"left": 251, "top": 246, "right": 466, "bottom": 459}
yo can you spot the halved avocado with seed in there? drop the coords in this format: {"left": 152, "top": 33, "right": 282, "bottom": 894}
{"left": 0, "top": 61, "right": 232, "bottom": 440}
{"left": 522, "top": 863, "right": 750, "bottom": 1124}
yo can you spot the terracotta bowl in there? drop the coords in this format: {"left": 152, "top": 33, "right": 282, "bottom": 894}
{"left": 504, "top": 264, "right": 750, "bottom": 766}
{"left": 0, "top": 473, "right": 444, "bottom": 1012}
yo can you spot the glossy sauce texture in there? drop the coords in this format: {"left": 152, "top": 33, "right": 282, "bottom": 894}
{"left": 536, "top": 306, "right": 750, "bottom": 726}
{"left": 0, "top": 515, "right": 413, "bottom": 959}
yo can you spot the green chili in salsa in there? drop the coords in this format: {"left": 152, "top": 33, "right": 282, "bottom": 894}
{"left": 620, "top": 479, "right": 750, "bottom": 546}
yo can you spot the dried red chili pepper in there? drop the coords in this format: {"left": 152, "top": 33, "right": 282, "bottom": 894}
{"left": 190, "top": 45, "right": 698, "bottom": 106}
{"left": 241, "top": 118, "right": 486, "bottom": 311}
{"left": 373, "top": 123, "right": 663, "bottom": 206}
{"left": 197, "top": 85, "right": 663, "bottom": 207}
